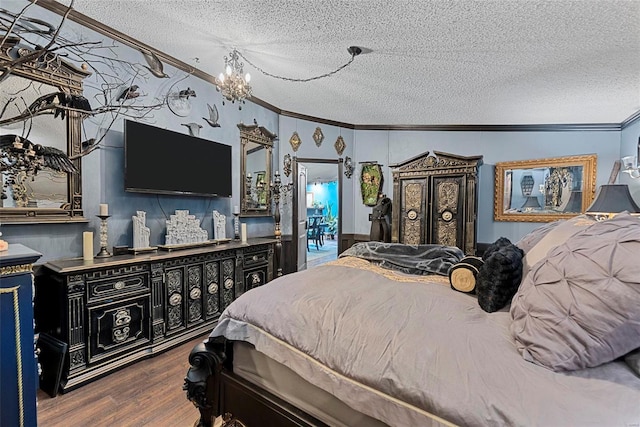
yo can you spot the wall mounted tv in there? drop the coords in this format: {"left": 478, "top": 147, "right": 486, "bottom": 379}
{"left": 124, "top": 120, "right": 232, "bottom": 197}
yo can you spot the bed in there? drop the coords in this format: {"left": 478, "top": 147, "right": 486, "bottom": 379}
{"left": 184, "top": 213, "right": 640, "bottom": 427}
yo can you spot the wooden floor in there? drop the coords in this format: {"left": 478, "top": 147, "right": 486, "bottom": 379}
{"left": 37, "top": 335, "right": 206, "bottom": 427}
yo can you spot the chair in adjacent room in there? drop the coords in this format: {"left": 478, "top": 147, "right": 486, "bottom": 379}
{"left": 307, "top": 216, "right": 323, "bottom": 251}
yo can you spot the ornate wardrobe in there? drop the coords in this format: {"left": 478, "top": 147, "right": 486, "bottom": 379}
{"left": 391, "top": 151, "right": 483, "bottom": 255}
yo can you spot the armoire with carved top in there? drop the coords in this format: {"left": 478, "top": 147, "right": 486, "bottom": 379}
{"left": 391, "top": 151, "right": 483, "bottom": 255}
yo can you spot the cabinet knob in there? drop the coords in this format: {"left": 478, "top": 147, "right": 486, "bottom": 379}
{"left": 252, "top": 255, "right": 258, "bottom": 261}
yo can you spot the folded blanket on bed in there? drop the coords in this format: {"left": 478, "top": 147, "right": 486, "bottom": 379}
{"left": 339, "top": 242, "right": 464, "bottom": 276}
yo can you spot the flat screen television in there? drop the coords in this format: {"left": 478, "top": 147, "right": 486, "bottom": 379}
{"left": 124, "top": 120, "right": 232, "bottom": 197}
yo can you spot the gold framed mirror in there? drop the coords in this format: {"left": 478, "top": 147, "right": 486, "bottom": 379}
{"left": 238, "top": 122, "right": 276, "bottom": 217}
{"left": 0, "top": 37, "right": 89, "bottom": 223}
{"left": 494, "top": 154, "right": 597, "bottom": 222}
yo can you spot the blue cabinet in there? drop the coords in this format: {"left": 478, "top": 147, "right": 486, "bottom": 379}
{"left": 1, "top": 244, "right": 42, "bottom": 427}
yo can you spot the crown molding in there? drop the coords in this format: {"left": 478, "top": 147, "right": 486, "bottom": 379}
{"left": 621, "top": 110, "right": 640, "bottom": 129}
{"left": 36, "top": 0, "right": 639, "bottom": 133}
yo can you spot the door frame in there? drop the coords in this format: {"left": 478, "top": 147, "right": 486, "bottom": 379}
{"left": 292, "top": 157, "right": 343, "bottom": 272}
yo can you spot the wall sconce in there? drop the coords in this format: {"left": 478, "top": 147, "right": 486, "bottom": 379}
{"left": 621, "top": 138, "right": 640, "bottom": 179}
{"left": 621, "top": 156, "right": 640, "bottom": 179}
{"left": 344, "top": 156, "right": 354, "bottom": 178}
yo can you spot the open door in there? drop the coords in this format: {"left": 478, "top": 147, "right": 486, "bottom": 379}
{"left": 296, "top": 164, "right": 308, "bottom": 271}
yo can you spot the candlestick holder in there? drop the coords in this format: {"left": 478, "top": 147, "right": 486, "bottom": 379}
{"left": 233, "top": 213, "right": 240, "bottom": 240}
{"left": 95, "top": 214, "right": 112, "bottom": 258}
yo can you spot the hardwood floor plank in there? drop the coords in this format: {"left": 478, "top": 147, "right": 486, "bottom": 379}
{"left": 37, "top": 335, "right": 206, "bottom": 427}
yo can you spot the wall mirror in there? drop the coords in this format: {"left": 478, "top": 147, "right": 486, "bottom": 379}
{"left": 494, "top": 154, "right": 597, "bottom": 222}
{"left": 0, "top": 37, "right": 88, "bottom": 223}
{"left": 238, "top": 122, "right": 276, "bottom": 217}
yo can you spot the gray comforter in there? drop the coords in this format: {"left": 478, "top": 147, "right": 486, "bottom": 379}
{"left": 211, "top": 257, "right": 640, "bottom": 427}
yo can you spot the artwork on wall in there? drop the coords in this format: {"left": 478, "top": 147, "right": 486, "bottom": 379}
{"left": 334, "top": 135, "right": 346, "bottom": 155}
{"left": 313, "top": 127, "right": 324, "bottom": 147}
{"left": 360, "top": 163, "right": 383, "bottom": 206}
{"left": 203, "top": 103, "right": 220, "bottom": 127}
{"left": 494, "top": 154, "right": 597, "bottom": 222}
{"left": 289, "top": 132, "right": 302, "bottom": 151}
{"left": 283, "top": 154, "right": 292, "bottom": 177}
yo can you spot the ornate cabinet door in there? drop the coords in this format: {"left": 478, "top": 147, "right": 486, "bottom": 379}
{"left": 391, "top": 151, "right": 482, "bottom": 255}
{"left": 430, "top": 175, "right": 466, "bottom": 249}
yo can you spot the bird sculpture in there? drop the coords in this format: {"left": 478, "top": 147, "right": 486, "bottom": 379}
{"left": 140, "top": 49, "right": 169, "bottom": 78}
{"left": 117, "top": 85, "right": 140, "bottom": 101}
{"left": 178, "top": 87, "right": 196, "bottom": 99}
{"left": 181, "top": 122, "right": 202, "bottom": 137}
{"left": 0, "top": 134, "right": 77, "bottom": 200}
{"left": 202, "top": 103, "right": 220, "bottom": 127}
{"left": 27, "top": 92, "right": 92, "bottom": 119}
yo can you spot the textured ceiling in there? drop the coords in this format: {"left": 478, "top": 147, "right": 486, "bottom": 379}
{"left": 63, "top": 0, "right": 639, "bottom": 125}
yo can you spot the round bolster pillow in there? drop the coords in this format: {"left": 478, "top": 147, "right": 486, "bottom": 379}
{"left": 449, "top": 256, "right": 484, "bottom": 293}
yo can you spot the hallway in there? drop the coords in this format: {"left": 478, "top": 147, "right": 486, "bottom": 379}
{"left": 306, "top": 237, "right": 338, "bottom": 268}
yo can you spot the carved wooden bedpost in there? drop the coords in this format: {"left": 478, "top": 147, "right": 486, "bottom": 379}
{"left": 184, "top": 336, "right": 228, "bottom": 427}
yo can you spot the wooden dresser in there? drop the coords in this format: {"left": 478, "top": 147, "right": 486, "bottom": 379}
{"left": 35, "top": 238, "right": 275, "bottom": 394}
{"left": 391, "top": 151, "right": 483, "bottom": 255}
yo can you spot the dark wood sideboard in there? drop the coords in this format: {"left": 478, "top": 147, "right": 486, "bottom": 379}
{"left": 35, "top": 238, "right": 275, "bottom": 394}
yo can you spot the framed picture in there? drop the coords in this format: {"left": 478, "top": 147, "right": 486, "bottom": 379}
{"left": 360, "top": 163, "right": 383, "bottom": 206}
{"left": 306, "top": 192, "right": 314, "bottom": 208}
{"left": 494, "top": 154, "right": 597, "bottom": 222}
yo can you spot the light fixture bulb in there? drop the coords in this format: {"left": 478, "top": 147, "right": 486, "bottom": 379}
{"left": 245, "top": 73, "right": 251, "bottom": 83}
{"left": 226, "top": 65, "right": 232, "bottom": 76}
{"left": 218, "top": 73, "right": 225, "bottom": 82}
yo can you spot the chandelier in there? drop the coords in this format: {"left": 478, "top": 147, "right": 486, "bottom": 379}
{"left": 214, "top": 49, "right": 252, "bottom": 109}
{"left": 214, "top": 46, "right": 363, "bottom": 109}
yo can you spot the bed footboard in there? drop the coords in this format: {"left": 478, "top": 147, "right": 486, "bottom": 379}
{"left": 184, "top": 336, "right": 228, "bottom": 427}
{"left": 184, "top": 337, "right": 327, "bottom": 427}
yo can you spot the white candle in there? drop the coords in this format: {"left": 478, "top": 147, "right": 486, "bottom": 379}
{"left": 241, "top": 223, "right": 247, "bottom": 244}
{"left": 233, "top": 205, "right": 240, "bottom": 214}
{"left": 99, "top": 203, "right": 109, "bottom": 216}
{"left": 83, "top": 231, "right": 93, "bottom": 260}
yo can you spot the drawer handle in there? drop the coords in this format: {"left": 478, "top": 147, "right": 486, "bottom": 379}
{"left": 114, "top": 281, "right": 126, "bottom": 290}
{"left": 252, "top": 255, "right": 258, "bottom": 261}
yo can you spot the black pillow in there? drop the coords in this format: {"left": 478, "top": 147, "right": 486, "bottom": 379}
{"left": 476, "top": 237, "right": 525, "bottom": 313}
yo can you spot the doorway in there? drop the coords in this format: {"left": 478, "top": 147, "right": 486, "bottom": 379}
{"left": 293, "top": 157, "right": 343, "bottom": 271}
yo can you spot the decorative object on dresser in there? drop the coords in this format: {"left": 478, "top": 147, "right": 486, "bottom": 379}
{"left": 82, "top": 231, "right": 93, "bottom": 261}
{"left": 212, "top": 210, "right": 227, "bottom": 240}
{"left": 232, "top": 206, "right": 240, "bottom": 240}
{"left": 163, "top": 210, "right": 208, "bottom": 247}
{"left": 391, "top": 151, "right": 483, "bottom": 255}
{"left": 131, "top": 210, "right": 155, "bottom": 252}
{"left": 1, "top": 244, "right": 42, "bottom": 427}
{"left": 35, "top": 239, "right": 275, "bottom": 395}
{"left": 95, "top": 212, "right": 112, "bottom": 258}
